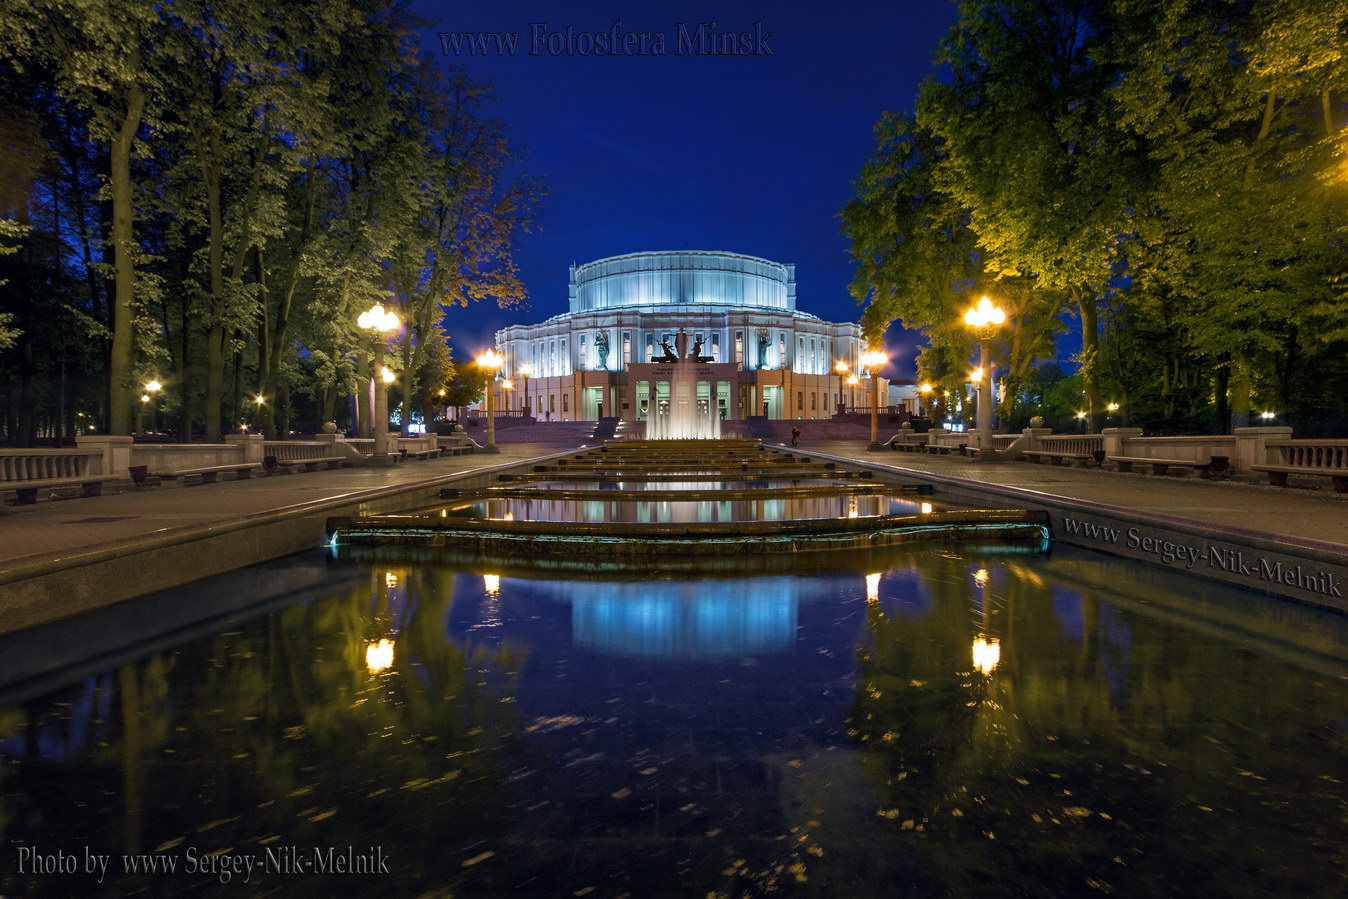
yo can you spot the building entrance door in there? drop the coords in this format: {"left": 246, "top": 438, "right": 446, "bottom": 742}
{"left": 761, "top": 386, "right": 782, "bottom": 419}
{"left": 583, "top": 386, "right": 604, "bottom": 420}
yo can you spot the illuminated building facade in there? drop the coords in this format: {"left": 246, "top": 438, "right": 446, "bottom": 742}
{"left": 493, "top": 251, "right": 874, "bottom": 422}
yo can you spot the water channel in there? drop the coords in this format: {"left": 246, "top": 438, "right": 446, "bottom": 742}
{"left": 1, "top": 442, "right": 1345, "bottom": 896}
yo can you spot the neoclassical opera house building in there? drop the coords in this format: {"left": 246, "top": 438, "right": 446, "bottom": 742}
{"left": 494, "top": 250, "right": 876, "bottom": 423}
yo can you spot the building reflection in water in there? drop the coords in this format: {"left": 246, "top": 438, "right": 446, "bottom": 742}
{"left": 508, "top": 577, "right": 804, "bottom": 660}
{"left": 452, "top": 494, "right": 930, "bottom": 524}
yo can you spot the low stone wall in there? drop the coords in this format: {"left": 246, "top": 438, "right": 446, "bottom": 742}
{"left": 0, "top": 449, "right": 579, "bottom": 637}
{"left": 814, "top": 447, "right": 1348, "bottom": 612}
{"left": 131, "top": 444, "right": 246, "bottom": 472}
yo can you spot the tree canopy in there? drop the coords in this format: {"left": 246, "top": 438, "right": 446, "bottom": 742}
{"left": 0, "top": 0, "right": 543, "bottom": 443}
{"left": 845, "top": 0, "right": 1348, "bottom": 434}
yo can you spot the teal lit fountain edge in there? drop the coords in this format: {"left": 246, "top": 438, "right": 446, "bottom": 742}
{"left": 325, "top": 508, "right": 1050, "bottom": 557}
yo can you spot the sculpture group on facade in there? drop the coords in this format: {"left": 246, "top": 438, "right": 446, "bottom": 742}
{"left": 653, "top": 329, "right": 715, "bottom": 364}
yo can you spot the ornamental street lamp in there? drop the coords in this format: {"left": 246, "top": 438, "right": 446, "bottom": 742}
{"left": 834, "top": 360, "right": 849, "bottom": 415}
{"left": 145, "top": 379, "right": 162, "bottom": 436}
{"left": 517, "top": 364, "right": 533, "bottom": 417}
{"left": 358, "top": 303, "right": 401, "bottom": 463}
{"left": 847, "top": 374, "right": 859, "bottom": 414}
{"left": 862, "top": 349, "right": 888, "bottom": 450}
{"left": 502, "top": 378, "right": 514, "bottom": 413}
{"left": 136, "top": 392, "right": 150, "bottom": 436}
{"left": 963, "top": 296, "right": 1006, "bottom": 452}
{"left": 476, "top": 348, "right": 504, "bottom": 453}
{"left": 918, "top": 382, "right": 933, "bottom": 418}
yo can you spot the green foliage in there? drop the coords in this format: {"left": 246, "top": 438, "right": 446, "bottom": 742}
{"left": 0, "top": 0, "right": 542, "bottom": 439}
{"left": 846, "top": 0, "right": 1348, "bottom": 434}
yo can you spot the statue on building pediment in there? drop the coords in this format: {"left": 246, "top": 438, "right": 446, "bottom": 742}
{"left": 689, "top": 336, "right": 714, "bottom": 363}
{"left": 594, "top": 330, "right": 609, "bottom": 370}
{"left": 657, "top": 338, "right": 678, "bottom": 363}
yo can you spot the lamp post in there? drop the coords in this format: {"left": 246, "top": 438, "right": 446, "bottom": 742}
{"left": 963, "top": 296, "right": 1006, "bottom": 452}
{"left": 145, "top": 379, "right": 162, "bottom": 435}
{"left": 918, "top": 382, "right": 933, "bottom": 418}
{"left": 834, "top": 360, "right": 849, "bottom": 415}
{"left": 862, "top": 349, "right": 888, "bottom": 450}
{"left": 502, "top": 378, "right": 513, "bottom": 413}
{"left": 476, "top": 348, "right": 504, "bottom": 453}
{"left": 358, "top": 303, "right": 401, "bottom": 464}
{"left": 846, "top": 374, "right": 859, "bottom": 414}
{"left": 518, "top": 364, "right": 533, "bottom": 418}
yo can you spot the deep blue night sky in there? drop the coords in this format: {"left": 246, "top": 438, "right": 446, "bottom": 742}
{"left": 410, "top": 1, "right": 959, "bottom": 378}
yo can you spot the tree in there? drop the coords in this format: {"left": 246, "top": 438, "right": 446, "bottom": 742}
{"left": 2, "top": 0, "right": 161, "bottom": 435}
{"left": 843, "top": 111, "right": 1065, "bottom": 431}
{"left": 916, "top": 0, "right": 1131, "bottom": 431}
{"left": 386, "top": 65, "right": 543, "bottom": 435}
{"left": 1110, "top": 0, "right": 1348, "bottom": 430}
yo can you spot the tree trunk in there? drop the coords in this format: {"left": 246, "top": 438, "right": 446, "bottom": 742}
{"left": 230, "top": 337, "right": 243, "bottom": 433}
{"left": 400, "top": 329, "right": 414, "bottom": 436}
{"left": 1076, "top": 289, "right": 1103, "bottom": 431}
{"left": 261, "top": 158, "right": 317, "bottom": 439}
{"left": 1229, "top": 352, "right": 1252, "bottom": 431}
{"left": 255, "top": 246, "right": 273, "bottom": 437}
{"left": 17, "top": 336, "right": 36, "bottom": 447}
{"left": 201, "top": 139, "right": 226, "bottom": 441}
{"left": 1214, "top": 362, "right": 1230, "bottom": 433}
{"left": 106, "top": 61, "right": 146, "bottom": 435}
{"left": 178, "top": 259, "right": 193, "bottom": 441}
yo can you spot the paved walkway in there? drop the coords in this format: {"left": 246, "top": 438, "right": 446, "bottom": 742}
{"left": 805, "top": 440, "right": 1348, "bottom": 553}
{"left": 0, "top": 442, "right": 582, "bottom": 574}
{"left": 2, "top": 438, "right": 1345, "bottom": 576}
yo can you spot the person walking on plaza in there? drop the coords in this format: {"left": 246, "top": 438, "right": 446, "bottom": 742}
{"left": 790, "top": 425, "right": 801, "bottom": 446}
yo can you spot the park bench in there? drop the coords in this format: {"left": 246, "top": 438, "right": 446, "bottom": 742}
{"left": 262, "top": 442, "right": 346, "bottom": 474}
{"left": 151, "top": 462, "right": 264, "bottom": 486}
{"left": 924, "top": 444, "right": 954, "bottom": 456}
{"left": 1, "top": 450, "right": 118, "bottom": 504}
{"left": 1022, "top": 450, "right": 1095, "bottom": 467}
{"left": 1251, "top": 440, "right": 1348, "bottom": 493}
{"left": 1110, "top": 455, "right": 1214, "bottom": 478}
{"left": 264, "top": 454, "right": 345, "bottom": 474}
{"left": 1251, "top": 464, "right": 1348, "bottom": 492}
{"left": 403, "top": 448, "right": 443, "bottom": 461}
{"left": 887, "top": 438, "right": 928, "bottom": 452}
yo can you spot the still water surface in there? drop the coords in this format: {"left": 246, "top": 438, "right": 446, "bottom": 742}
{"left": 1, "top": 546, "right": 1346, "bottom": 896}
{"left": 440, "top": 494, "right": 938, "bottom": 523}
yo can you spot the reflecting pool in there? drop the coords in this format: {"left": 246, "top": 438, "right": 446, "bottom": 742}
{"left": 1, "top": 547, "right": 1346, "bottom": 896}
{"left": 437, "top": 493, "right": 943, "bottom": 523}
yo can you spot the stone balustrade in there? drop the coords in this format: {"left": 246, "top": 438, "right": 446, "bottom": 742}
{"left": 1264, "top": 439, "right": 1348, "bottom": 472}
{"left": 0, "top": 449, "right": 103, "bottom": 481}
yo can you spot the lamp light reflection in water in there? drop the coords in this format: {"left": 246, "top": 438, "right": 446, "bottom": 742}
{"left": 866, "top": 572, "right": 881, "bottom": 602}
{"left": 473, "top": 574, "right": 505, "bottom": 633}
{"left": 971, "top": 636, "right": 1001, "bottom": 675}
{"left": 365, "top": 638, "right": 395, "bottom": 673}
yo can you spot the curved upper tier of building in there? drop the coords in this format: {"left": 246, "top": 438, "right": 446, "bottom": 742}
{"left": 569, "top": 251, "right": 795, "bottom": 314}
